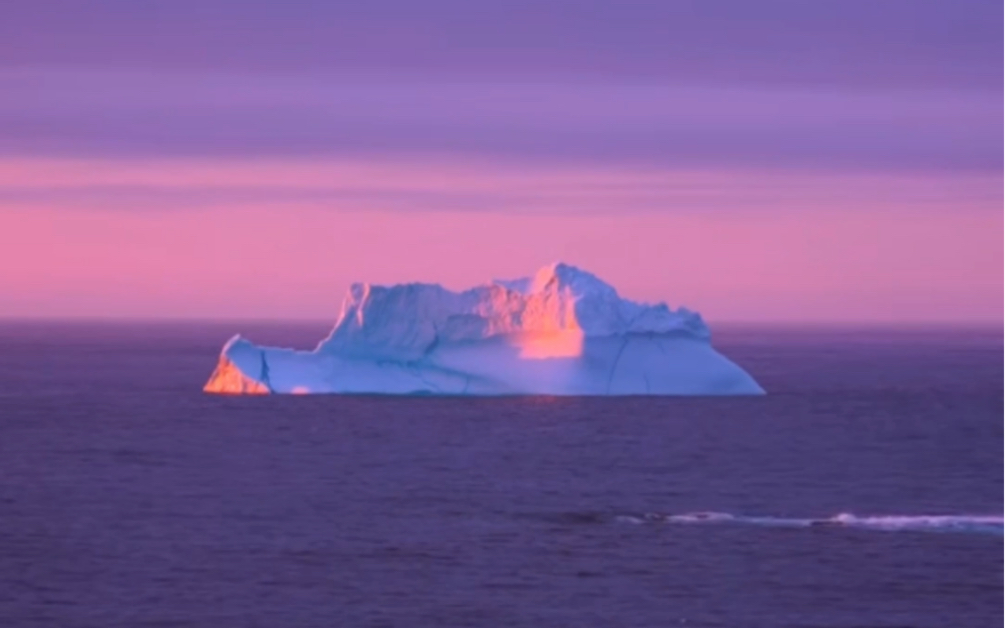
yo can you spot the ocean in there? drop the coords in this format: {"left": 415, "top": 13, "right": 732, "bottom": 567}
{"left": 0, "top": 322, "right": 1001, "bottom": 627}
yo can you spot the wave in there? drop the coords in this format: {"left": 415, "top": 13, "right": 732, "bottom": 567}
{"left": 612, "top": 511, "right": 1003, "bottom": 535}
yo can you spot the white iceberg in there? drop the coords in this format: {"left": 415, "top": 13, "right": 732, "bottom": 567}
{"left": 204, "top": 263, "right": 764, "bottom": 395}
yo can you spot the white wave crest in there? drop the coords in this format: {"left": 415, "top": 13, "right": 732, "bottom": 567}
{"left": 616, "top": 511, "right": 1003, "bottom": 535}
{"left": 827, "top": 513, "right": 1003, "bottom": 533}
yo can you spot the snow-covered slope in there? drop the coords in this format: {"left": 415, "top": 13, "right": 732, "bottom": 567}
{"left": 204, "top": 263, "right": 764, "bottom": 395}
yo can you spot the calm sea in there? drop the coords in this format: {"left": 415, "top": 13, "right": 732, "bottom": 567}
{"left": 0, "top": 322, "right": 1001, "bottom": 627}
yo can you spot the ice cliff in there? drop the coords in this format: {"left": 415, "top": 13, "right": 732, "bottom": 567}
{"left": 204, "top": 263, "right": 764, "bottom": 395}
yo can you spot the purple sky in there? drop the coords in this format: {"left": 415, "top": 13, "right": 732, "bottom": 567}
{"left": 2, "top": 0, "right": 1000, "bottom": 88}
{"left": 0, "top": 0, "right": 1001, "bottom": 322}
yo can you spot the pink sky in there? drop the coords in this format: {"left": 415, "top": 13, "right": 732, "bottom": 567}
{"left": 1, "top": 1, "right": 1000, "bottom": 324}
{"left": 1, "top": 157, "right": 1000, "bottom": 324}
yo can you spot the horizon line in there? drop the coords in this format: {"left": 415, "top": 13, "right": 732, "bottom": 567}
{"left": 1, "top": 315, "right": 1001, "bottom": 330}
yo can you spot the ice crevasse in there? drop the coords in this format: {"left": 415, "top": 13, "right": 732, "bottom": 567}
{"left": 204, "top": 263, "right": 764, "bottom": 396}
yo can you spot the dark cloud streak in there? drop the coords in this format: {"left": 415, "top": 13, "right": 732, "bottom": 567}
{"left": 0, "top": 71, "right": 998, "bottom": 173}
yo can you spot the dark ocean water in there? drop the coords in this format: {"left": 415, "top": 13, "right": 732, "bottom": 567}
{"left": 0, "top": 322, "right": 1001, "bottom": 628}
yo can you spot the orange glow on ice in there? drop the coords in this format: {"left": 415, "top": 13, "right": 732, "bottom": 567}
{"left": 512, "top": 330, "right": 585, "bottom": 359}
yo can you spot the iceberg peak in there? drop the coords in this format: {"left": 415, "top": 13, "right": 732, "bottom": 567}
{"left": 498, "top": 262, "right": 616, "bottom": 298}
{"left": 318, "top": 262, "right": 707, "bottom": 359}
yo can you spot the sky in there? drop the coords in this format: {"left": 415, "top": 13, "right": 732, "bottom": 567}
{"left": 0, "top": 0, "right": 1001, "bottom": 323}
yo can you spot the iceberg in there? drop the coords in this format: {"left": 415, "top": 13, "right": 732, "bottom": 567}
{"left": 204, "top": 263, "right": 764, "bottom": 395}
